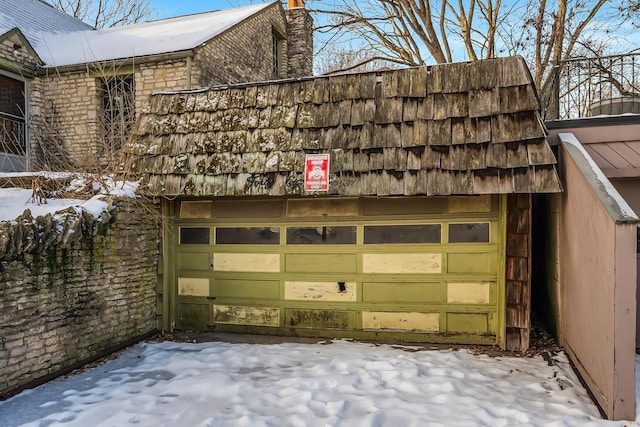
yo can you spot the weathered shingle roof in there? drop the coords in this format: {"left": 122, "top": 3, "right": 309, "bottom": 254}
{"left": 127, "top": 56, "right": 562, "bottom": 197}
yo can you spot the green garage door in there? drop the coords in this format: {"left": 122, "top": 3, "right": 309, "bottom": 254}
{"left": 169, "top": 195, "right": 505, "bottom": 345}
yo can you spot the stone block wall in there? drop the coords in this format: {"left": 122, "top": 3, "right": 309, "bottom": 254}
{"left": 38, "top": 70, "right": 101, "bottom": 167}
{"left": 0, "top": 197, "right": 160, "bottom": 398}
{"left": 193, "top": 4, "right": 288, "bottom": 86}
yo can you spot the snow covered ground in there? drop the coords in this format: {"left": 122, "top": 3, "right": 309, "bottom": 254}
{"left": 1, "top": 339, "right": 638, "bottom": 427}
{"left": 0, "top": 173, "right": 138, "bottom": 222}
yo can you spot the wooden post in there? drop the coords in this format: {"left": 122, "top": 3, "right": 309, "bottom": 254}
{"left": 505, "top": 193, "right": 532, "bottom": 351}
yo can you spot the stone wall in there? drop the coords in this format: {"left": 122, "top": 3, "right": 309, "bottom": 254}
{"left": 0, "top": 197, "right": 160, "bottom": 398}
{"left": 192, "top": 4, "right": 288, "bottom": 86}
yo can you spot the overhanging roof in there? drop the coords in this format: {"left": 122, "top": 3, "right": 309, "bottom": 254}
{"left": 126, "top": 56, "right": 562, "bottom": 198}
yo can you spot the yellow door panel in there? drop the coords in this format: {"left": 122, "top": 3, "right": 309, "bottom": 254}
{"left": 214, "top": 253, "right": 280, "bottom": 272}
{"left": 447, "top": 282, "right": 491, "bottom": 304}
{"left": 362, "top": 253, "right": 442, "bottom": 274}
{"left": 284, "top": 281, "right": 357, "bottom": 302}
{"left": 178, "top": 277, "right": 209, "bottom": 296}
{"left": 362, "top": 311, "right": 440, "bottom": 332}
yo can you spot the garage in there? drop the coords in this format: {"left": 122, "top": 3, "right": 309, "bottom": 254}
{"left": 170, "top": 195, "right": 503, "bottom": 344}
{"left": 129, "top": 57, "right": 562, "bottom": 349}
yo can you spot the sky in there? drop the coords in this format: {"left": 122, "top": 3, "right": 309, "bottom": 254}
{"left": 152, "top": 0, "right": 271, "bottom": 19}
{"left": 2, "top": 339, "right": 636, "bottom": 427}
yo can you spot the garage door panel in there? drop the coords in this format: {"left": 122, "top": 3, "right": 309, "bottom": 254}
{"left": 214, "top": 279, "right": 280, "bottom": 300}
{"left": 284, "top": 281, "right": 357, "bottom": 301}
{"left": 286, "top": 253, "right": 357, "bottom": 273}
{"left": 446, "top": 312, "right": 490, "bottom": 333}
{"left": 447, "top": 282, "right": 492, "bottom": 304}
{"left": 178, "top": 252, "right": 210, "bottom": 271}
{"left": 286, "top": 309, "right": 356, "bottom": 329}
{"left": 214, "top": 253, "right": 280, "bottom": 272}
{"left": 178, "top": 277, "right": 210, "bottom": 296}
{"left": 362, "top": 311, "right": 440, "bottom": 332}
{"left": 177, "top": 303, "right": 210, "bottom": 329}
{"left": 447, "top": 252, "right": 495, "bottom": 273}
{"left": 362, "top": 253, "right": 442, "bottom": 274}
{"left": 213, "top": 305, "right": 281, "bottom": 326}
{"left": 362, "top": 282, "right": 442, "bottom": 303}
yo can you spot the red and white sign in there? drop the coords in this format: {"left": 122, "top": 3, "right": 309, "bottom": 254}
{"left": 304, "top": 153, "right": 330, "bottom": 191}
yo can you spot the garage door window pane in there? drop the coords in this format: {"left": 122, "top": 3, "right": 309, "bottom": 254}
{"left": 287, "top": 226, "right": 356, "bottom": 244}
{"left": 216, "top": 227, "right": 280, "bottom": 245}
{"left": 364, "top": 225, "right": 441, "bottom": 244}
{"left": 449, "top": 223, "right": 490, "bottom": 243}
{"left": 180, "top": 227, "right": 210, "bottom": 245}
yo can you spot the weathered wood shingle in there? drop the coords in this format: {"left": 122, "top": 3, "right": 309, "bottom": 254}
{"left": 126, "top": 56, "right": 562, "bottom": 197}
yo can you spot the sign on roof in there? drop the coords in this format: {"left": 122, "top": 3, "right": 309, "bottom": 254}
{"left": 304, "top": 154, "right": 330, "bottom": 191}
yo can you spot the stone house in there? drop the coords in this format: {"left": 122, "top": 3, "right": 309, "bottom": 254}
{"left": 125, "top": 56, "right": 563, "bottom": 353}
{"left": 0, "top": 0, "right": 313, "bottom": 172}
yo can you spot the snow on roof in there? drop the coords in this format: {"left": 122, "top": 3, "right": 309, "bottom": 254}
{"left": 38, "top": 2, "right": 276, "bottom": 68}
{"left": 0, "top": 0, "right": 93, "bottom": 54}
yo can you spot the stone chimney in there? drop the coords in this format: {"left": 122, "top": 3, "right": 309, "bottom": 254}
{"left": 285, "top": 0, "right": 313, "bottom": 77}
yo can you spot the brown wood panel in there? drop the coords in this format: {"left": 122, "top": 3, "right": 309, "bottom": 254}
{"left": 589, "top": 143, "right": 633, "bottom": 169}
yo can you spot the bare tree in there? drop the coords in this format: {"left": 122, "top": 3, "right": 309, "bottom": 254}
{"left": 315, "top": 44, "right": 400, "bottom": 75}
{"left": 49, "top": 0, "right": 154, "bottom": 28}
{"left": 310, "top": 0, "right": 633, "bottom": 113}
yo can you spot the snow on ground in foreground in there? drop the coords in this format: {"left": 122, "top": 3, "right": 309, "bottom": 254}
{"left": 0, "top": 175, "right": 139, "bottom": 222}
{"left": 1, "top": 340, "right": 636, "bottom": 427}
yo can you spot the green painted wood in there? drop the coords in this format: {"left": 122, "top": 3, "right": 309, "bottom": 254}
{"left": 213, "top": 279, "right": 280, "bottom": 300}
{"left": 447, "top": 312, "right": 489, "bottom": 333}
{"left": 178, "top": 252, "right": 210, "bottom": 270}
{"left": 447, "top": 252, "right": 495, "bottom": 274}
{"left": 285, "top": 253, "right": 358, "bottom": 273}
{"left": 362, "top": 282, "right": 443, "bottom": 303}
{"left": 176, "top": 303, "right": 209, "bottom": 329}
{"left": 285, "top": 309, "right": 356, "bottom": 329}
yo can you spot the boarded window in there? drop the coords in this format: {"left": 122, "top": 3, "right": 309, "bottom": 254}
{"left": 448, "top": 223, "right": 490, "bottom": 243}
{"left": 180, "top": 227, "right": 210, "bottom": 245}
{"left": 364, "top": 224, "right": 441, "bottom": 244}
{"left": 286, "top": 226, "right": 357, "bottom": 244}
{"left": 216, "top": 227, "right": 280, "bottom": 245}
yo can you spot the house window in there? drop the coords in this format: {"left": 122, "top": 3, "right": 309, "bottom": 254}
{"left": 0, "top": 73, "right": 26, "bottom": 156}
{"left": 272, "top": 28, "right": 285, "bottom": 76}
{"left": 99, "top": 75, "right": 135, "bottom": 147}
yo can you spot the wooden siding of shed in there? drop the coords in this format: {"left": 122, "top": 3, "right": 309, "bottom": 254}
{"left": 127, "top": 57, "right": 561, "bottom": 197}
